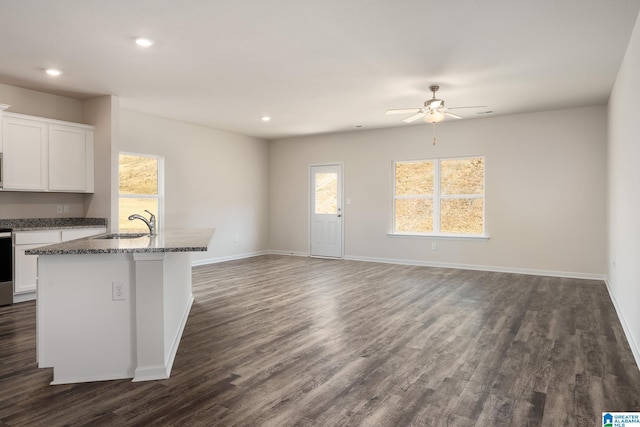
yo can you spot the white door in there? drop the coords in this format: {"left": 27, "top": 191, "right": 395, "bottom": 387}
{"left": 310, "top": 164, "right": 343, "bottom": 258}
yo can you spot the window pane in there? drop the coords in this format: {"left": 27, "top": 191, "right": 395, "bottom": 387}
{"left": 315, "top": 172, "right": 337, "bottom": 214}
{"left": 440, "top": 158, "right": 484, "bottom": 195}
{"left": 395, "top": 162, "right": 434, "bottom": 196}
{"left": 440, "top": 198, "right": 483, "bottom": 234}
{"left": 395, "top": 199, "right": 433, "bottom": 232}
{"left": 119, "top": 198, "right": 159, "bottom": 232}
{"left": 119, "top": 154, "right": 158, "bottom": 195}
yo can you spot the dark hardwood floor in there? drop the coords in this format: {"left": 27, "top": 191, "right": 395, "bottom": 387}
{"left": 1, "top": 255, "right": 639, "bottom": 426}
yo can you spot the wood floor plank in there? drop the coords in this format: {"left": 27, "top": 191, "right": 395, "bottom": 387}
{"left": 1, "top": 254, "right": 639, "bottom": 426}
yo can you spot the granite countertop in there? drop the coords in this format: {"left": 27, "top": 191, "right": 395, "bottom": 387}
{"left": 25, "top": 228, "right": 215, "bottom": 255}
{"left": 0, "top": 217, "right": 108, "bottom": 231}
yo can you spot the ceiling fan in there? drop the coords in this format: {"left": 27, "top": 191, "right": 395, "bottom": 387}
{"left": 386, "top": 85, "right": 487, "bottom": 124}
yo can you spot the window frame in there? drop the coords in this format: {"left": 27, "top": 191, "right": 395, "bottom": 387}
{"left": 392, "top": 156, "right": 487, "bottom": 239}
{"left": 118, "top": 151, "right": 165, "bottom": 232}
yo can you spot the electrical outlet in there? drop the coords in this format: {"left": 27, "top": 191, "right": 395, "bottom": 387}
{"left": 56, "top": 205, "right": 63, "bottom": 214}
{"left": 63, "top": 205, "right": 69, "bottom": 213}
{"left": 431, "top": 242, "right": 437, "bottom": 250}
{"left": 112, "top": 281, "right": 127, "bottom": 301}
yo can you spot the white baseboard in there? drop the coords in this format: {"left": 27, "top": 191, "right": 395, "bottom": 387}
{"left": 191, "top": 250, "right": 270, "bottom": 267}
{"left": 132, "top": 364, "right": 170, "bottom": 383}
{"left": 343, "top": 255, "right": 606, "bottom": 281}
{"left": 51, "top": 372, "right": 133, "bottom": 385}
{"left": 604, "top": 279, "right": 640, "bottom": 373}
{"left": 13, "top": 292, "right": 36, "bottom": 303}
{"left": 132, "top": 292, "right": 194, "bottom": 383}
{"left": 268, "top": 250, "right": 309, "bottom": 258}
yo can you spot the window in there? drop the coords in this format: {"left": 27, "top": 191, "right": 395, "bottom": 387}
{"left": 118, "top": 153, "right": 164, "bottom": 232}
{"left": 314, "top": 172, "right": 338, "bottom": 214}
{"left": 393, "top": 156, "right": 484, "bottom": 236}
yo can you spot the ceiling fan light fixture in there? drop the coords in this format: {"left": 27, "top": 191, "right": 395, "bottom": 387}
{"left": 424, "top": 111, "right": 445, "bottom": 124}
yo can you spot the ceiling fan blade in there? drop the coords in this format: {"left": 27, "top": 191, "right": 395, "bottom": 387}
{"left": 386, "top": 108, "right": 421, "bottom": 115}
{"left": 403, "top": 111, "right": 426, "bottom": 123}
{"left": 447, "top": 105, "right": 488, "bottom": 110}
{"left": 444, "top": 112, "right": 463, "bottom": 119}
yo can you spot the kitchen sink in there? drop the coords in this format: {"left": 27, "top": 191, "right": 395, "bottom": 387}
{"left": 95, "top": 233, "right": 149, "bottom": 240}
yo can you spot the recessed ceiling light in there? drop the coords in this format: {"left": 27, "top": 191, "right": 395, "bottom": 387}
{"left": 135, "top": 38, "right": 154, "bottom": 47}
{"left": 261, "top": 116, "right": 271, "bottom": 122}
{"left": 45, "top": 68, "right": 62, "bottom": 77}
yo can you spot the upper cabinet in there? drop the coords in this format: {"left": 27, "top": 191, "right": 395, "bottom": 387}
{"left": 1, "top": 112, "right": 94, "bottom": 193}
{"left": 0, "top": 104, "right": 8, "bottom": 152}
{"left": 49, "top": 124, "right": 94, "bottom": 192}
{"left": 2, "top": 115, "right": 49, "bottom": 191}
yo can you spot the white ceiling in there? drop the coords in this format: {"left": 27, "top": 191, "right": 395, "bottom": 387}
{"left": 0, "top": 0, "right": 638, "bottom": 140}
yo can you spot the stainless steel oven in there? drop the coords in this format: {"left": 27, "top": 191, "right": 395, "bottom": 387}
{"left": 0, "top": 229, "right": 13, "bottom": 306}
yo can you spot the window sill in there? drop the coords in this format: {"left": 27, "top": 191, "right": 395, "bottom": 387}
{"left": 388, "top": 233, "right": 490, "bottom": 241}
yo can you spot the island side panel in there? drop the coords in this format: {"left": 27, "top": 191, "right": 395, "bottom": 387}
{"left": 132, "top": 252, "right": 193, "bottom": 382}
{"left": 162, "top": 252, "right": 194, "bottom": 371}
{"left": 37, "top": 253, "right": 136, "bottom": 384}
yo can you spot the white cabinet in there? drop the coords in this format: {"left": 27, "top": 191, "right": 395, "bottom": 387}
{"left": 61, "top": 227, "right": 105, "bottom": 241}
{"left": 1, "top": 113, "right": 94, "bottom": 193}
{"left": 15, "top": 243, "right": 46, "bottom": 294}
{"left": 49, "top": 125, "right": 94, "bottom": 192}
{"left": 13, "top": 227, "right": 105, "bottom": 294}
{"left": 14, "top": 230, "right": 60, "bottom": 294}
{"left": 0, "top": 103, "right": 9, "bottom": 152}
{"left": 2, "top": 116, "right": 48, "bottom": 191}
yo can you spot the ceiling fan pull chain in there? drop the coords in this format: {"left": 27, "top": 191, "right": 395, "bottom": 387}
{"left": 432, "top": 123, "right": 437, "bottom": 145}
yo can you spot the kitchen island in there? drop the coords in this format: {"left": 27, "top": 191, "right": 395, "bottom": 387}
{"left": 26, "top": 228, "right": 215, "bottom": 385}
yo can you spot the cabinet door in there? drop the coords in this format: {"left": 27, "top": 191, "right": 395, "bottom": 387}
{"left": 85, "top": 131, "right": 94, "bottom": 193}
{"left": 14, "top": 243, "right": 42, "bottom": 294}
{"left": 14, "top": 230, "right": 61, "bottom": 245}
{"left": 61, "top": 227, "right": 106, "bottom": 241}
{"left": 48, "top": 125, "right": 88, "bottom": 192}
{"left": 2, "top": 117, "right": 48, "bottom": 190}
{"left": 14, "top": 230, "right": 61, "bottom": 294}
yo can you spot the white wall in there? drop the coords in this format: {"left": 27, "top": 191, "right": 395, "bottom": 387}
{"left": 607, "top": 12, "right": 640, "bottom": 367}
{"left": 0, "top": 82, "right": 82, "bottom": 122}
{"left": 0, "top": 192, "right": 86, "bottom": 219}
{"left": 119, "top": 110, "right": 269, "bottom": 263}
{"left": 270, "top": 105, "right": 607, "bottom": 278}
{"left": 82, "top": 95, "right": 120, "bottom": 229}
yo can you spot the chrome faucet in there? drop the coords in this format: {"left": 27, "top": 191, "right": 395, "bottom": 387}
{"left": 128, "top": 210, "right": 156, "bottom": 235}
